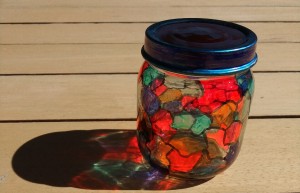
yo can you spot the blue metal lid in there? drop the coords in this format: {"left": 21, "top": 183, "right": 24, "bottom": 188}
{"left": 142, "top": 18, "right": 257, "bottom": 75}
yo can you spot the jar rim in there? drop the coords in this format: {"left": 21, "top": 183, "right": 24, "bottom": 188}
{"left": 142, "top": 18, "right": 258, "bottom": 75}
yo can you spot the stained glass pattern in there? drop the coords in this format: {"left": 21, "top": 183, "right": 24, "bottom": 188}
{"left": 137, "top": 61, "right": 254, "bottom": 179}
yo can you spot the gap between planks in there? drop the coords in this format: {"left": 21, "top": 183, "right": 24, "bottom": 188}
{"left": 0, "top": 72, "right": 300, "bottom": 77}
{"left": 0, "top": 115, "right": 300, "bottom": 124}
{"left": 1, "top": 21, "right": 300, "bottom": 24}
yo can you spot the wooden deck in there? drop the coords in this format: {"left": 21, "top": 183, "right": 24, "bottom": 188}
{"left": 0, "top": 1, "right": 299, "bottom": 192}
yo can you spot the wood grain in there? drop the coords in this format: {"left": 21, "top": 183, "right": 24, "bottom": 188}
{"left": 0, "top": 73, "right": 299, "bottom": 121}
{"left": 0, "top": 0, "right": 299, "bottom": 192}
{"left": 0, "top": 119, "right": 299, "bottom": 193}
{"left": 1, "top": 23, "right": 299, "bottom": 45}
{"left": 0, "top": 43, "right": 299, "bottom": 74}
{"left": 1, "top": 0, "right": 299, "bottom": 8}
{"left": 1, "top": 7, "right": 300, "bottom": 23}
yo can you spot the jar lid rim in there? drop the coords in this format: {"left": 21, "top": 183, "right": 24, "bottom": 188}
{"left": 142, "top": 18, "right": 258, "bottom": 75}
{"left": 142, "top": 49, "right": 257, "bottom": 75}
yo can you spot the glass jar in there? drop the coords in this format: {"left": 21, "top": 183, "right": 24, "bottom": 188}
{"left": 137, "top": 18, "right": 257, "bottom": 179}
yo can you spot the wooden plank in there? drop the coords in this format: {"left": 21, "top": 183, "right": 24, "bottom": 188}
{"left": 0, "top": 43, "right": 299, "bottom": 74}
{"left": 0, "top": 44, "right": 142, "bottom": 74}
{"left": 0, "top": 119, "right": 299, "bottom": 193}
{"left": 1, "top": 0, "right": 299, "bottom": 8}
{"left": 0, "top": 73, "right": 299, "bottom": 121}
{"left": 1, "top": 23, "right": 300, "bottom": 45}
{"left": 1, "top": 7, "right": 300, "bottom": 23}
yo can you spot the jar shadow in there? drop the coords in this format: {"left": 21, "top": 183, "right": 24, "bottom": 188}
{"left": 12, "top": 129, "right": 212, "bottom": 190}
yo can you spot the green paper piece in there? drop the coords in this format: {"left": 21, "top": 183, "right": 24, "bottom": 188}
{"left": 237, "top": 78, "right": 244, "bottom": 85}
{"left": 172, "top": 113, "right": 195, "bottom": 130}
{"left": 248, "top": 78, "right": 254, "bottom": 96}
{"left": 142, "top": 67, "right": 160, "bottom": 86}
{"left": 191, "top": 115, "right": 211, "bottom": 135}
{"left": 234, "top": 112, "right": 240, "bottom": 121}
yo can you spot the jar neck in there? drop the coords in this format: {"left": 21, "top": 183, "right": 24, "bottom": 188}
{"left": 146, "top": 61, "right": 251, "bottom": 80}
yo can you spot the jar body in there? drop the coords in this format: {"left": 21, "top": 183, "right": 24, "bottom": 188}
{"left": 137, "top": 61, "right": 254, "bottom": 179}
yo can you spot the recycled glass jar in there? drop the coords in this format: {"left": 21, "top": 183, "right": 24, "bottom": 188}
{"left": 137, "top": 18, "right": 257, "bottom": 179}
